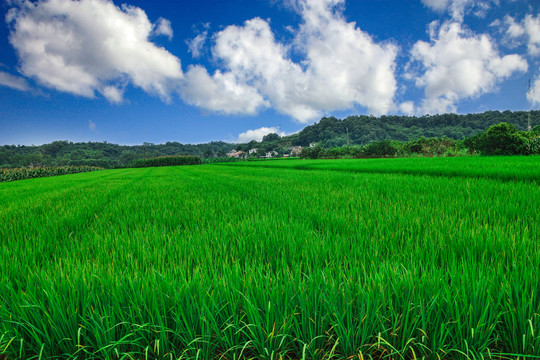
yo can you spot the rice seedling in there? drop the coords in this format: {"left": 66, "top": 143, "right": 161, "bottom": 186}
{"left": 0, "top": 157, "right": 538, "bottom": 359}
{"left": 221, "top": 155, "right": 540, "bottom": 183}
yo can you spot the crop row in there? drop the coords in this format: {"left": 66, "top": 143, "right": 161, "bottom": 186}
{"left": 0, "top": 165, "right": 102, "bottom": 183}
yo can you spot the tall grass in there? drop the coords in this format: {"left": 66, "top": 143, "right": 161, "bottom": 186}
{"left": 0, "top": 158, "right": 539, "bottom": 359}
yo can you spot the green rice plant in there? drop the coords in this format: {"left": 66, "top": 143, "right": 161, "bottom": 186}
{"left": 220, "top": 156, "right": 540, "bottom": 183}
{"left": 0, "top": 158, "right": 539, "bottom": 359}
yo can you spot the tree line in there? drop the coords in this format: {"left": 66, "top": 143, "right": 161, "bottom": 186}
{"left": 0, "top": 141, "right": 232, "bottom": 168}
{"left": 300, "top": 122, "right": 540, "bottom": 159}
{"left": 1, "top": 110, "right": 539, "bottom": 168}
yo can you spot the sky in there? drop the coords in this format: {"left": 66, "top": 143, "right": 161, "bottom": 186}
{"left": 0, "top": 0, "right": 539, "bottom": 146}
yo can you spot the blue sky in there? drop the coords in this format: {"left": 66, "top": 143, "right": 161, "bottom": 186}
{"left": 0, "top": 0, "right": 539, "bottom": 145}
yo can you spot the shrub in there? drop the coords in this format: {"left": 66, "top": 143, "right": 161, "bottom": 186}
{"left": 131, "top": 156, "right": 202, "bottom": 168}
{"left": 300, "top": 145, "right": 324, "bottom": 159}
{"left": 476, "top": 123, "right": 529, "bottom": 155}
{"left": 361, "top": 140, "right": 398, "bottom": 157}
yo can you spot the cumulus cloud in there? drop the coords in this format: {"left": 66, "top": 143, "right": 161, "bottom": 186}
{"left": 179, "top": 65, "right": 268, "bottom": 115}
{"left": 528, "top": 77, "right": 540, "bottom": 107}
{"left": 236, "top": 126, "right": 286, "bottom": 143}
{"left": 153, "top": 17, "right": 173, "bottom": 40}
{"left": 7, "top": 0, "right": 183, "bottom": 103}
{"left": 410, "top": 21, "right": 527, "bottom": 114}
{"left": 421, "top": 0, "right": 495, "bottom": 22}
{"left": 502, "top": 14, "right": 540, "bottom": 56}
{"left": 399, "top": 101, "right": 415, "bottom": 115}
{"left": 102, "top": 86, "right": 123, "bottom": 104}
{"left": 0, "top": 71, "right": 30, "bottom": 91}
{"left": 186, "top": 31, "right": 208, "bottom": 58}
{"left": 183, "top": 0, "right": 398, "bottom": 122}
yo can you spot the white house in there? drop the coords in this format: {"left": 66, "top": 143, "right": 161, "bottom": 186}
{"left": 227, "top": 150, "right": 247, "bottom": 158}
{"left": 262, "top": 150, "right": 278, "bottom": 158}
{"left": 289, "top": 146, "right": 303, "bottom": 156}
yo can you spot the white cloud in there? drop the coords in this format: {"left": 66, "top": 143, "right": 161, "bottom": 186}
{"left": 410, "top": 21, "right": 527, "bottom": 114}
{"left": 528, "top": 76, "right": 540, "bottom": 107}
{"left": 153, "top": 17, "right": 173, "bottom": 40}
{"left": 421, "top": 0, "right": 495, "bottom": 22}
{"left": 7, "top": 0, "right": 183, "bottom": 103}
{"left": 421, "top": 0, "right": 450, "bottom": 13}
{"left": 88, "top": 119, "right": 96, "bottom": 131}
{"left": 399, "top": 101, "right": 415, "bottom": 115}
{"left": 236, "top": 126, "right": 285, "bottom": 143}
{"left": 183, "top": 0, "right": 398, "bottom": 122}
{"left": 527, "top": 75, "right": 540, "bottom": 106}
{"left": 503, "top": 14, "right": 540, "bottom": 56}
{"left": 186, "top": 31, "right": 208, "bottom": 58}
{"left": 0, "top": 71, "right": 30, "bottom": 91}
{"left": 102, "top": 86, "right": 123, "bottom": 104}
{"left": 179, "top": 65, "right": 268, "bottom": 115}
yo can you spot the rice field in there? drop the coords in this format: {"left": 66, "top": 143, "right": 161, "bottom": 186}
{"left": 0, "top": 157, "right": 539, "bottom": 360}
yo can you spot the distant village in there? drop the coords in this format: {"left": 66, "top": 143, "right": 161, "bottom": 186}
{"left": 226, "top": 145, "right": 308, "bottom": 159}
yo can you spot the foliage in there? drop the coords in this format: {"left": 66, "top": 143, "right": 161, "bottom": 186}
{"left": 298, "top": 121, "right": 540, "bottom": 160}
{"left": 1, "top": 157, "right": 539, "bottom": 359}
{"left": 261, "top": 132, "right": 280, "bottom": 142}
{"left": 0, "top": 140, "right": 232, "bottom": 168}
{"left": 300, "top": 144, "right": 324, "bottom": 159}
{"left": 361, "top": 139, "right": 398, "bottom": 157}
{"left": 2, "top": 110, "right": 539, "bottom": 168}
{"left": 0, "top": 165, "right": 102, "bottom": 182}
{"left": 131, "top": 156, "right": 201, "bottom": 167}
{"left": 293, "top": 110, "right": 540, "bottom": 147}
{"left": 465, "top": 122, "right": 540, "bottom": 155}
{"left": 301, "top": 137, "right": 463, "bottom": 159}
{"left": 201, "top": 156, "right": 243, "bottom": 164}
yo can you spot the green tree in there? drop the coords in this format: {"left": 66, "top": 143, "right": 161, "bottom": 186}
{"left": 262, "top": 133, "right": 280, "bottom": 142}
{"left": 203, "top": 148, "right": 214, "bottom": 158}
{"left": 477, "top": 123, "right": 529, "bottom": 155}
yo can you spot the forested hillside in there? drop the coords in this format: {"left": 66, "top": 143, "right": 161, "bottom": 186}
{"left": 0, "top": 141, "right": 232, "bottom": 168}
{"left": 286, "top": 110, "right": 540, "bottom": 147}
{"left": 1, "top": 110, "right": 539, "bottom": 168}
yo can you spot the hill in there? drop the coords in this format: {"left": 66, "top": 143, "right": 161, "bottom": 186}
{"left": 283, "top": 110, "right": 540, "bottom": 147}
{"left": 1, "top": 110, "right": 539, "bottom": 167}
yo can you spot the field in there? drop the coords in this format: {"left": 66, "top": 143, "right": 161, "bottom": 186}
{"left": 0, "top": 156, "right": 539, "bottom": 360}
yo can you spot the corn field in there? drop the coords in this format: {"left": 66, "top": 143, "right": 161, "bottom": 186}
{"left": 0, "top": 166, "right": 102, "bottom": 183}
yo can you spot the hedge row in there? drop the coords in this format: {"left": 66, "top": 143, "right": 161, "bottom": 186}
{"left": 131, "top": 156, "right": 202, "bottom": 167}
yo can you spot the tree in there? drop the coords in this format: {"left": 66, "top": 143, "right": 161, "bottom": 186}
{"left": 476, "top": 123, "right": 528, "bottom": 155}
{"left": 203, "top": 148, "right": 214, "bottom": 158}
{"left": 262, "top": 133, "right": 280, "bottom": 142}
{"left": 362, "top": 140, "right": 398, "bottom": 157}
{"left": 120, "top": 151, "right": 139, "bottom": 165}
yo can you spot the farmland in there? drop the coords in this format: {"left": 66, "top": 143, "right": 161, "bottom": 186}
{"left": 0, "top": 157, "right": 539, "bottom": 359}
